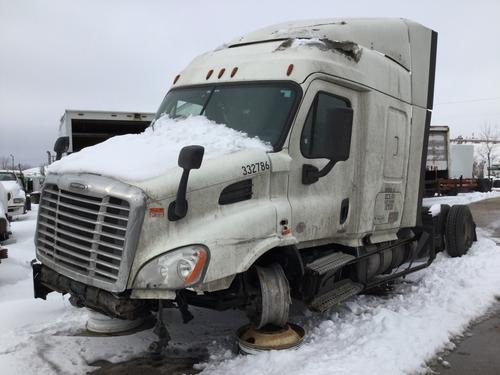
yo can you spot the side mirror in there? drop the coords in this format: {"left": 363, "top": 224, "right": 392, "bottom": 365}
{"left": 302, "top": 107, "right": 353, "bottom": 184}
{"left": 168, "top": 145, "right": 205, "bottom": 221}
{"left": 178, "top": 145, "right": 205, "bottom": 170}
{"left": 53, "top": 136, "right": 70, "bottom": 161}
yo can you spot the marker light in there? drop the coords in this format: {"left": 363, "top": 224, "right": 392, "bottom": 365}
{"left": 286, "top": 64, "right": 294, "bottom": 76}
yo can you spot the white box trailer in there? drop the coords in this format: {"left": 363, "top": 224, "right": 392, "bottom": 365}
{"left": 450, "top": 144, "right": 474, "bottom": 179}
{"left": 54, "top": 110, "right": 154, "bottom": 159}
{"left": 33, "top": 18, "right": 478, "bottom": 347}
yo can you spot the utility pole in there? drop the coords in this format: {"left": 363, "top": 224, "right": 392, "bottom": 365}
{"left": 9, "top": 154, "right": 14, "bottom": 171}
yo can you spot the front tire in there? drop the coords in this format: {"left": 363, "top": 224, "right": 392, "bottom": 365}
{"left": 251, "top": 263, "right": 291, "bottom": 328}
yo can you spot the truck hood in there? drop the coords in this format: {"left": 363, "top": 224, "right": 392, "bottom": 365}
{"left": 47, "top": 116, "right": 271, "bottom": 184}
{"left": 0, "top": 181, "right": 25, "bottom": 200}
{"left": 132, "top": 148, "right": 272, "bottom": 200}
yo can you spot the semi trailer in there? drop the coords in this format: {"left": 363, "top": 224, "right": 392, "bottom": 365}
{"left": 425, "top": 126, "right": 490, "bottom": 195}
{"left": 53, "top": 110, "right": 154, "bottom": 160}
{"left": 32, "top": 18, "right": 477, "bottom": 347}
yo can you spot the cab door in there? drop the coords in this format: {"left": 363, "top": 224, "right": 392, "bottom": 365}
{"left": 287, "top": 79, "right": 359, "bottom": 244}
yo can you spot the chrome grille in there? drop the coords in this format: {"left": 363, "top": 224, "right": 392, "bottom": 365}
{"left": 36, "top": 183, "right": 130, "bottom": 284}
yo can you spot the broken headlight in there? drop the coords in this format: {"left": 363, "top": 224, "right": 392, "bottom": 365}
{"left": 133, "top": 245, "right": 209, "bottom": 290}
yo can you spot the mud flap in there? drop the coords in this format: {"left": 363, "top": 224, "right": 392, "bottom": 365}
{"left": 31, "top": 260, "right": 54, "bottom": 300}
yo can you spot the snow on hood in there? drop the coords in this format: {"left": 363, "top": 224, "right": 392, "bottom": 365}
{"left": 47, "top": 116, "right": 272, "bottom": 182}
{"left": 0, "top": 181, "right": 23, "bottom": 197}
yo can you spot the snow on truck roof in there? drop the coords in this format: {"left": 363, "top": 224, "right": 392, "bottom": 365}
{"left": 174, "top": 18, "right": 437, "bottom": 110}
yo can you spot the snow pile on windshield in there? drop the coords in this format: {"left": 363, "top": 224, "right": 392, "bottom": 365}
{"left": 47, "top": 116, "right": 271, "bottom": 181}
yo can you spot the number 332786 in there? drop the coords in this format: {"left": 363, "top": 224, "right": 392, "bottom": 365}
{"left": 241, "top": 162, "right": 270, "bottom": 176}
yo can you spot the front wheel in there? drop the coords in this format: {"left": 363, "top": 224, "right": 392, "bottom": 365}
{"left": 248, "top": 263, "right": 291, "bottom": 328}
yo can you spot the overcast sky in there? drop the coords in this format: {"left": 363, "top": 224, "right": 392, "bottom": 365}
{"left": 1, "top": 0, "right": 499, "bottom": 166}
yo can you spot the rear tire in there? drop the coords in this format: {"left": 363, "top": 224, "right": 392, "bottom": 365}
{"left": 445, "top": 205, "right": 475, "bottom": 257}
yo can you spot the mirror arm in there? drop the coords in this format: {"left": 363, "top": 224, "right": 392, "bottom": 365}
{"left": 168, "top": 169, "right": 191, "bottom": 221}
{"left": 302, "top": 160, "right": 337, "bottom": 185}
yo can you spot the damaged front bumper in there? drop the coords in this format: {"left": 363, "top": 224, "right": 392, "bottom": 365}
{"left": 31, "top": 260, "right": 150, "bottom": 320}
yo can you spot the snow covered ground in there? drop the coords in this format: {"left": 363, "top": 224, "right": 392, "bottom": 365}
{"left": 423, "top": 190, "right": 500, "bottom": 208}
{"left": 1, "top": 193, "right": 500, "bottom": 374}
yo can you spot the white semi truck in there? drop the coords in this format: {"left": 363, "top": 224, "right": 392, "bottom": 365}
{"left": 0, "top": 170, "right": 27, "bottom": 220}
{"left": 32, "top": 18, "right": 476, "bottom": 346}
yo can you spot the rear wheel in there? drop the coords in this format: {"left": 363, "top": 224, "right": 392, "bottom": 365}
{"left": 249, "top": 263, "right": 291, "bottom": 328}
{"left": 445, "top": 205, "right": 475, "bottom": 257}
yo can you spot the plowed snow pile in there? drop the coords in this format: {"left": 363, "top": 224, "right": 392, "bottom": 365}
{"left": 48, "top": 116, "right": 271, "bottom": 181}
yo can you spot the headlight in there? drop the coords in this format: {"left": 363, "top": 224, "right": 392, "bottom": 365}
{"left": 133, "top": 245, "right": 209, "bottom": 290}
{"left": 13, "top": 198, "right": 24, "bottom": 204}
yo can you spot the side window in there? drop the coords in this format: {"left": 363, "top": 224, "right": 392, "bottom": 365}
{"left": 301, "top": 92, "right": 352, "bottom": 159}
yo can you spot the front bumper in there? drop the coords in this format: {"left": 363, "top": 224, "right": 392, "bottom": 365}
{"left": 32, "top": 261, "right": 149, "bottom": 320}
{"left": 8, "top": 205, "right": 24, "bottom": 217}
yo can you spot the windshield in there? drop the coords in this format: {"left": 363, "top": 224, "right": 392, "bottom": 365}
{"left": 0, "top": 173, "right": 16, "bottom": 181}
{"left": 154, "top": 83, "right": 299, "bottom": 148}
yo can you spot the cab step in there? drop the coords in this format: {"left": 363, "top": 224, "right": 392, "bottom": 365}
{"left": 309, "top": 279, "right": 363, "bottom": 312}
{"left": 306, "top": 252, "right": 355, "bottom": 275}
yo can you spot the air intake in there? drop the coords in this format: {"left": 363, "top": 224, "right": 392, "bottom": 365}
{"left": 219, "top": 179, "right": 253, "bottom": 205}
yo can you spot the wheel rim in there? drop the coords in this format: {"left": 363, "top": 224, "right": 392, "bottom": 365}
{"left": 254, "top": 264, "right": 291, "bottom": 329}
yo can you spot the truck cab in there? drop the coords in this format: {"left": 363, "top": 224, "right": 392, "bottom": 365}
{"left": 33, "top": 19, "right": 472, "bottom": 335}
{"left": 0, "top": 170, "right": 27, "bottom": 220}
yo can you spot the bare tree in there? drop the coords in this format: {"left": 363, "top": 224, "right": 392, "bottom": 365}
{"left": 478, "top": 123, "right": 500, "bottom": 178}
{"left": 0, "top": 156, "right": 11, "bottom": 170}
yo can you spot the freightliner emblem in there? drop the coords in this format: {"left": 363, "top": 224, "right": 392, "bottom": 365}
{"left": 69, "top": 182, "right": 88, "bottom": 190}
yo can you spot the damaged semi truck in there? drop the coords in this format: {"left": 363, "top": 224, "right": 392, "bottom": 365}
{"left": 32, "top": 18, "right": 476, "bottom": 339}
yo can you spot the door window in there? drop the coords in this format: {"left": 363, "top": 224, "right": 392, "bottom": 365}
{"left": 301, "top": 92, "right": 351, "bottom": 158}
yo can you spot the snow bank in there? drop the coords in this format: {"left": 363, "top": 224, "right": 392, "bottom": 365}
{"left": 47, "top": 116, "right": 271, "bottom": 182}
{"left": 424, "top": 191, "right": 500, "bottom": 217}
{"left": 200, "top": 232, "right": 500, "bottom": 375}
{"left": 423, "top": 190, "right": 500, "bottom": 217}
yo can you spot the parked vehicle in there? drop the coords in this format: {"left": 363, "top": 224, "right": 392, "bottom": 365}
{"left": 425, "top": 126, "right": 490, "bottom": 195}
{"left": 0, "top": 170, "right": 27, "bottom": 220}
{"left": 53, "top": 110, "right": 154, "bottom": 160}
{"left": 32, "top": 18, "right": 476, "bottom": 344}
{"left": 0, "top": 182, "right": 10, "bottom": 242}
